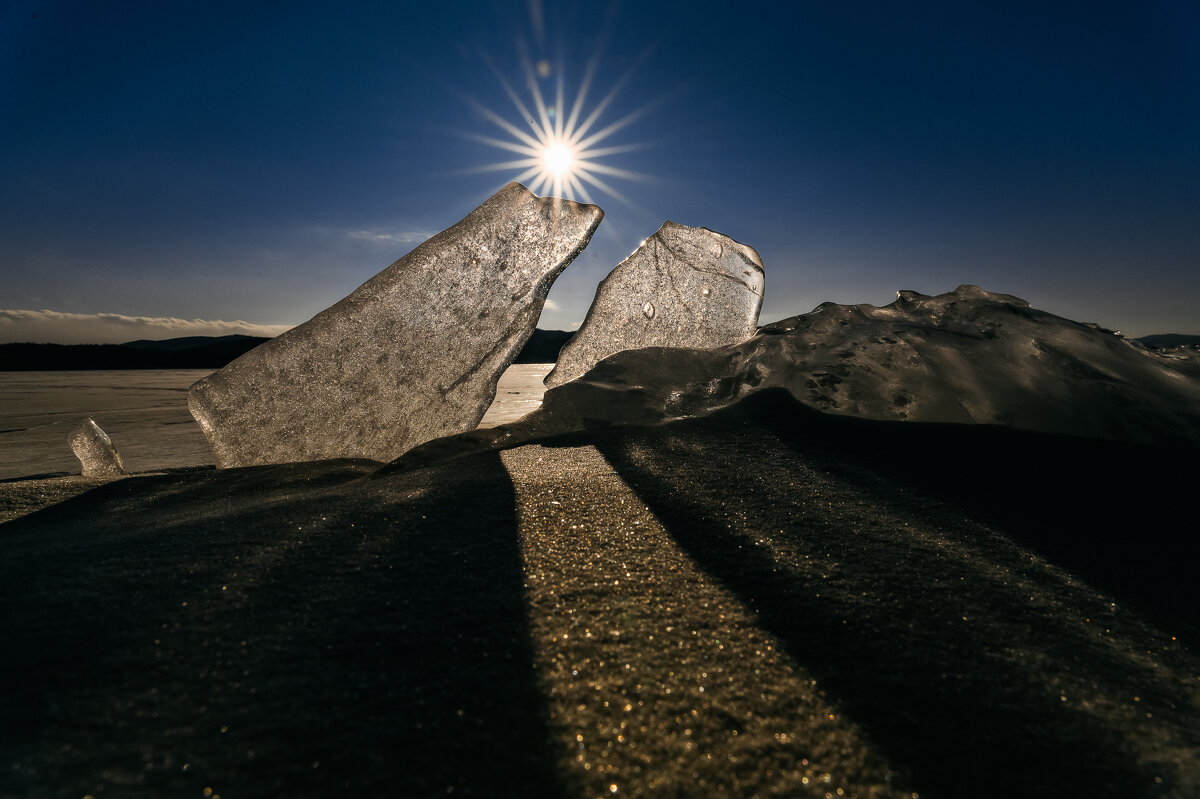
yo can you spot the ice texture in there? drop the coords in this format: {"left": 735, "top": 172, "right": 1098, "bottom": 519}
{"left": 544, "top": 221, "right": 764, "bottom": 387}
{"left": 68, "top": 418, "right": 125, "bottom": 478}
{"left": 387, "top": 285, "right": 1200, "bottom": 470}
{"left": 189, "top": 183, "right": 602, "bottom": 467}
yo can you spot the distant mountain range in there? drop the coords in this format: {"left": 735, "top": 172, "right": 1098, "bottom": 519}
{"left": 0, "top": 330, "right": 576, "bottom": 370}
{"left": 1136, "top": 333, "right": 1200, "bottom": 349}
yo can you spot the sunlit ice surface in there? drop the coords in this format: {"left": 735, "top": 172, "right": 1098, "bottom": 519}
{"left": 457, "top": 25, "right": 657, "bottom": 206}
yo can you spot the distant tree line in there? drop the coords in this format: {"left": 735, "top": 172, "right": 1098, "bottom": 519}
{"left": 0, "top": 338, "right": 269, "bottom": 370}
{"left": 0, "top": 330, "right": 575, "bottom": 370}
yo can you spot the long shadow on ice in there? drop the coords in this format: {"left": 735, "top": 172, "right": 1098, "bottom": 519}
{"left": 592, "top": 389, "right": 1199, "bottom": 798}
{"left": 762, "top": 393, "right": 1200, "bottom": 635}
{"left": 0, "top": 454, "right": 564, "bottom": 798}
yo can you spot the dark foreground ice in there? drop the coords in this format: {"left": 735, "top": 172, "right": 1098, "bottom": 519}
{"left": 188, "top": 183, "right": 601, "bottom": 467}
{"left": 5, "top": 389, "right": 1199, "bottom": 798}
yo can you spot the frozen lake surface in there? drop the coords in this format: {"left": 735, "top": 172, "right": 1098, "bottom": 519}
{"left": 0, "top": 365, "right": 551, "bottom": 480}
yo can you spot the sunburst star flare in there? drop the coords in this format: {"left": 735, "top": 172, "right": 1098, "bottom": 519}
{"left": 459, "top": 40, "right": 657, "bottom": 206}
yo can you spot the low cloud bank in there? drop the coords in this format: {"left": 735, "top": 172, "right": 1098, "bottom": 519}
{"left": 0, "top": 309, "right": 292, "bottom": 345}
{"left": 346, "top": 229, "right": 432, "bottom": 245}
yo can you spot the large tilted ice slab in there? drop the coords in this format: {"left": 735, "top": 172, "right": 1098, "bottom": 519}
{"left": 189, "top": 183, "right": 602, "bottom": 467}
{"left": 545, "top": 221, "right": 764, "bottom": 387}
{"left": 386, "top": 285, "right": 1200, "bottom": 471}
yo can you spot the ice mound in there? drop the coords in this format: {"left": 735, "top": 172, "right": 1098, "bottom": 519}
{"left": 189, "top": 183, "right": 602, "bottom": 467}
{"left": 68, "top": 418, "right": 125, "bottom": 478}
{"left": 1132, "top": 336, "right": 1200, "bottom": 381}
{"left": 550, "top": 284, "right": 1200, "bottom": 446}
{"left": 545, "top": 221, "right": 764, "bottom": 387}
{"left": 387, "top": 285, "right": 1200, "bottom": 469}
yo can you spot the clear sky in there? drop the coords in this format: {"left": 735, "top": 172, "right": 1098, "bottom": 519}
{"left": 2, "top": 0, "right": 1198, "bottom": 343}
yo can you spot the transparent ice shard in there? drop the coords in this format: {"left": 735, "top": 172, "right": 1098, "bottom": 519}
{"left": 189, "top": 183, "right": 602, "bottom": 467}
{"left": 69, "top": 418, "right": 126, "bottom": 478}
{"left": 545, "top": 221, "right": 764, "bottom": 388}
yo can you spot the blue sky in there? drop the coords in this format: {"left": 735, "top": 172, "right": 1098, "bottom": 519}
{"left": 2, "top": 0, "right": 1198, "bottom": 342}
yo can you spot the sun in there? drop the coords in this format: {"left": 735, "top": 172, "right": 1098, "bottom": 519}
{"left": 458, "top": 44, "right": 654, "bottom": 205}
{"left": 541, "top": 139, "right": 575, "bottom": 177}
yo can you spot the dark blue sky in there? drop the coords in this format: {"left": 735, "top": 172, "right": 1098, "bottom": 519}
{"left": 3, "top": 0, "right": 1198, "bottom": 341}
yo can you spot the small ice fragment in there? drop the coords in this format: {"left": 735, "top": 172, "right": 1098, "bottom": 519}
{"left": 69, "top": 418, "right": 126, "bottom": 478}
{"left": 546, "top": 221, "right": 764, "bottom": 387}
{"left": 189, "top": 183, "right": 603, "bottom": 467}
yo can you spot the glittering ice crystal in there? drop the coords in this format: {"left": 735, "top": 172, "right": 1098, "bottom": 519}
{"left": 189, "top": 183, "right": 602, "bottom": 467}
{"left": 69, "top": 418, "right": 126, "bottom": 478}
{"left": 545, "top": 221, "right": 764, "bottom": 388}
